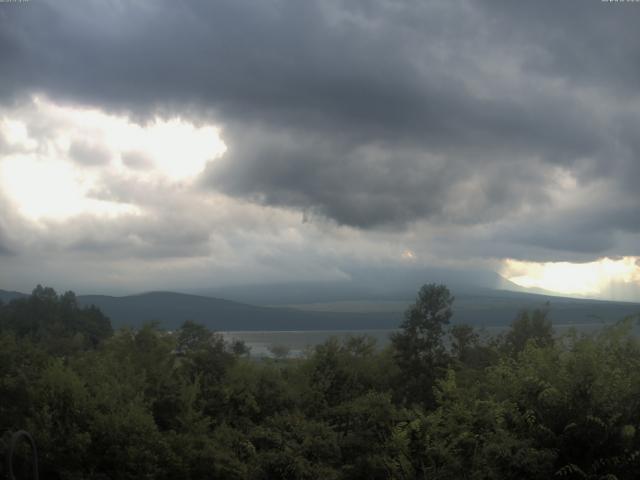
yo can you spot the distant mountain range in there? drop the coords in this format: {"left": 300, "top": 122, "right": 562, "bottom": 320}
{"left": 0, "top": 289, "right": 28, "bottom": 304}
{"left": 2, "top": 286, "right": 639, "bottom": 331}
{"left": 195, "top": 266, "right": 562, "bottom": 305}
{"left": 76, "top": 291, "right": 398, "bottom": 330}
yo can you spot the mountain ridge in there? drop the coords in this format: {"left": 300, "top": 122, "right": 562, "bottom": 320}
{"left": 2, "top": 286, "right": 639, "bottom": 331}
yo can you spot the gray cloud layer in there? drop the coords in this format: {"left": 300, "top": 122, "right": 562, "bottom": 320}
{"left": 69, "top": 141, "right": 111, "bottom": 166}
{"left": 1, "top": 0, "right": 640, "bottom": 292}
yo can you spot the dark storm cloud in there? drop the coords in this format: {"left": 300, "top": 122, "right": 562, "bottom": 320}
{"left": 1, "top": 0, "right": 639, "bottom": 254}
{"left": 484, "top": 193, "right": 640, "bottom": 260}
{"left": 0, "top": 0, "right": 610, "bottom": 151}
{"left": 484, "top": 0, "right": 640, "bottom": 95}
{"left": 206, "top": 130, "right": 451, "bottom": 228}
{"left": 205, "top": 126, "right": 559, "bottom": 228}
{"left": 503, "top": 221, "right": 616, "bottom": 256}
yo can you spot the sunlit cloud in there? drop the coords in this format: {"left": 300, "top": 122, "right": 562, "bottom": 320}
{"left": 0, "top": 119, "right": 38, "bottom": 150}
{"left": 29, "top": 95, "right": 227, "bottom": 180}
{"left": 501, "top": 257, "right": 640, "bottom": 298}
{"left": 0, "top": 96, "right": 227, "bottom": 221}
{"left": 401, "top": 249, "right": 417, "bottom": 261}
{"left": 0, "top": 155, "right": 139, "bottom": 219}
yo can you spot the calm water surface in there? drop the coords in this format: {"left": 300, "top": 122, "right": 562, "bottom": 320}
{"left": 221, "top": 323, "right": 615, "bottom": 357}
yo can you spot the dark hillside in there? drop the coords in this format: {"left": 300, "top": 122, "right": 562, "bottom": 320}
{"left": 4, "top": 288, "right": 638, "bottom": 331}
{"left": 76, "top": 291, "right": 398, "bottom": 330}
{"left": 0, "top": 289, "right": 28, "bottom": 303}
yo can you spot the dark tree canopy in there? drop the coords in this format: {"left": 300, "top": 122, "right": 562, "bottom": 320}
{"left": 502, "top": 304, "right": 554, "bottom": 356}
{"left": 0, "top": 285, "right": 112, "bottom": 352}
{"left": 391, "top": 283, "right": 454, "bottom": 406}
{"left": 1, "top": 285, "right": 639, "bottom": 480}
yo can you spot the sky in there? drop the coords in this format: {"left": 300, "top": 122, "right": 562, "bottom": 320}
{"left": 1, "top": 0, "right": 640, "bottom": 301}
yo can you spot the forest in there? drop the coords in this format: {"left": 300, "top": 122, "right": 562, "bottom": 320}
{"left": 1, "top": 284, "right": 639, "bottom": 479}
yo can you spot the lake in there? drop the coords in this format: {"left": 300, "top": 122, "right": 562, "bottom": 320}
{"left": 221, "top": 322, "right": 618, "bottom": 357}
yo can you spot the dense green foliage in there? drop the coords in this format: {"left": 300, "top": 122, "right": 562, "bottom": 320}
{"left": 1, "top": 284, "right": 639, "bottom": 479}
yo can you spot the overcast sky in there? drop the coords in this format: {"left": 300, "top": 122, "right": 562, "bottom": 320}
{"left": 1, "top": 0, "right": 640, "bottom": 300}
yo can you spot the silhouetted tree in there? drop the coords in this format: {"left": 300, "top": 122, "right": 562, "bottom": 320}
{"left": 502, "top": 304, "right": 554, "bottom": 356}
{"left": 449, "top": 323, "right": 479, "bottom": 364}
{"left": 391, "top": 283, "right": 454, "bottom": 407}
